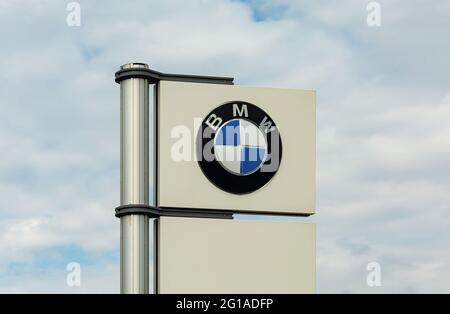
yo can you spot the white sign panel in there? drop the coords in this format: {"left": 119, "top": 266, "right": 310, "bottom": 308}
{"left": 155, "top": 217, "right": 316, "bottom": 293}
{"left": 156, "top": 81, "right": 316, "bottom": 215}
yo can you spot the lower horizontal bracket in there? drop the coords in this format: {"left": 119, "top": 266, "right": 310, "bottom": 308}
{"left": 115, "top": 204, "right": 234, "bottom": 219}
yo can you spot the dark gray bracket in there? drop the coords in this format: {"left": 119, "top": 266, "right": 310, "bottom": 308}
{"left": 115, "top": 66, "right": 234, "bottom": 85}
{"left": 115, "top": 204, "right": 234, "bottom": 220}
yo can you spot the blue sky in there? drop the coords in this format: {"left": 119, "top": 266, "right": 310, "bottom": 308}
{"left": 0, "top": 0, "right": 450, "bottom": 293}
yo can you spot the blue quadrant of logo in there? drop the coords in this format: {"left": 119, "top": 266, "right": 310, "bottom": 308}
{"left": 241, "top": 147, "right": 266, "bottom": 174}
{"left": 215, "top": 119, "right": 240, "bottom": 146}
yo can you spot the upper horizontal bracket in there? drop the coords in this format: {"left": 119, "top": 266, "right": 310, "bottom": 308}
{"left": 115, "top": 66, "right": 234, "bottom": 85}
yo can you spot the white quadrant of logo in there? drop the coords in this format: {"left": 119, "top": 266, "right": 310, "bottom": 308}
{"left": 214, "top": 119, "right": 268, "bottom": 176}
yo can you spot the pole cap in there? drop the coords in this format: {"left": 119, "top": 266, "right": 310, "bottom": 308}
{"left": 120, "top": 63, "right": 149, "bottom": 70}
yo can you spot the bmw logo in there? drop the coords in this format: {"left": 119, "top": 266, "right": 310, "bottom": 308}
{"left": 197, "top": 101, "right": 282, "bottom": 194}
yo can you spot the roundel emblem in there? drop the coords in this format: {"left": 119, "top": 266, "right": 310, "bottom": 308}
{"left": 197, "top": 101, "right": 282, "bottom": 194}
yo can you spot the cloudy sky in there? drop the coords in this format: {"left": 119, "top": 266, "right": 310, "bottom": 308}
{"left": 0, "top": 0, "right": 449, "bottom": 293}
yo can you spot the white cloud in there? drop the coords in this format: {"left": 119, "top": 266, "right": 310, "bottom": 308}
{"left": 0, "top": 0, "right": 450, "bottom": 293}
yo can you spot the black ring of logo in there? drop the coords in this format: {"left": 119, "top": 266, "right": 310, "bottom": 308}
{"left": 196, "top": 101, "right": 282, "bottom": 194}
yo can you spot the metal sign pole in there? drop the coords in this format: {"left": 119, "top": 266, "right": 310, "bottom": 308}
{"left": 114, "top": 63, "right": 234, "bottom": 294}
{"left": 118, "top": 63, "right": 150, "bottom": 294}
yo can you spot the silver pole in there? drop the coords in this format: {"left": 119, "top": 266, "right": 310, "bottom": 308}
{"left": 119, "top": 63, "right": 149, "bottom": 294}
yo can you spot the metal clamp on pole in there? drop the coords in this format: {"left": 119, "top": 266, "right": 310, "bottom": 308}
{"left": 115, "top": 204, "right": 160, "bottom": 218}
{"left": 117, "top": 63, "right": 150, "bottom": 294}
